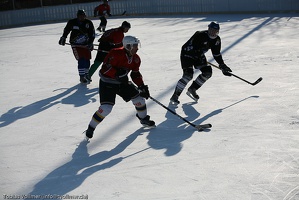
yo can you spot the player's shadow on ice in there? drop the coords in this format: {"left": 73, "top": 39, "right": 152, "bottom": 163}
{"left": 146, "top": 96, "right": 259, "bottom": 156}
{"left": 0, "top": 84, "right": 98, "bottom": 127}
{"left": 146, "top": 102, "right": 204, "bottom": 156}
{"left": 27, "top": 128, "right": 148, "bottom": 198}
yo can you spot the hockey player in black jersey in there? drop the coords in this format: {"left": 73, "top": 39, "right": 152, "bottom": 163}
{"left": 59, "top": 9, "right": 95, "bottom": 84}
{"left": 170, "top": 22, "right": 232, "bottom": 104}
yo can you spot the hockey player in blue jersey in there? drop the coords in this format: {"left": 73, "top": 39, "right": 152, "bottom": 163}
{"left": 58, "top": 9, "right": 95, "bottom": 84}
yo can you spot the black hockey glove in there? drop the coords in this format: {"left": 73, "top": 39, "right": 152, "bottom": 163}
{"left": 138, "top": 84, "right": 150, "bottom": 99}
{"left": 219, "top": 63, "right": 232, "bottom": 76}
{"left": 115, "top": 68, "right": 128, "bottom": 84}
{"left": 87, "top": 43, "right": 94, "bottom": 51}
{"left": 59, "top": 37, "right": 66, "bottom": 46}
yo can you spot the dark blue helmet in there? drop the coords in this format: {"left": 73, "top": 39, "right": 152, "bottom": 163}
{"left": 208, "top": 22, "right": 220, "bottom": 30}
{"left": 77, "top": 9, "right": 86, "bottom": 16}
{"left": 208, "top": 22, "right": 220, "bottom": 39}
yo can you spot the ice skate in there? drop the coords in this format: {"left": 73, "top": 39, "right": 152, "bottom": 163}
{"left": 170, "top": 93, "right": 180, "bottom": 105}
{"left": 80, "top": 76, "right": 89, "bottom": 84}
{"left": 84, "top": 126, "right": 94, "bottom": 141}
{"left": 136, "top": 114, "right": 156, "bottom": 127}
{"left": 85, "top": 74, "right": 92, "bottom": 83}
{"left": 186, "top": 87, "right": 199, "bottom": 102}
{"left": 97, "top": 27, "right": 102, "bottom": 32}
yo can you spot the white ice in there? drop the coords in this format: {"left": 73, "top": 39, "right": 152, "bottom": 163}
{"left": 1, "top": 13, "right": 299, "bottom": 200}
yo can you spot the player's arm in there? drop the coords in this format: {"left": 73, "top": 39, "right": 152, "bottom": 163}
{"left": 211, "top": 39, "right": 232, "bottom": 76}
{"left": 59, "top": 20, "right": 72, "bottom": 45}
{"left": 93, "top": 6, "right": 99, "bottom": 17}
{"left": 107, "top": 5, "right": 112, "bottom": 16}
{"left": 131, "top": 70, "right": 143, "bottom": 86}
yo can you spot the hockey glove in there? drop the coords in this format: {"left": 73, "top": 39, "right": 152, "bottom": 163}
{"left": 219, "top": 63, "right": 232, "bottom": 76}
{"left": 138, "top": 84, "right": 150, "bottom": 99}
{"left": 59, "top": 37, "right": 66, "bottom": 46}
{"left": 87, "top": 43, "right": 94, "bottom": 51}
{"left": 115, "top": 68, "right": 129, "bottom": 84}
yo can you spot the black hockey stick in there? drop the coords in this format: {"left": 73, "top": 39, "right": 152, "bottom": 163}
{"left": 107, "top": 11, "right": 127, "bottom": 17}
{"left": 91, "top": 10, "right": 126, "bottom": 19}
{"left": 207, "top": 62, "right": 263, "bottom": 86}
{"left": 116, "top": 10, "right": 127, "bottom": 16}
{"left": 149, "top": 96, "right": 212, "bottom": 131}
{"left": 65, "top": 43, "right": 98, "bottom": 51}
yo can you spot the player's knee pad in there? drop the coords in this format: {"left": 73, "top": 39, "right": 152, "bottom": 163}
{"left": 201, "top": 66, "right": 212, "bottom": 79}
{"left": 98, "top": 104, "right": 113, "bottom": 117}
{"left": 202, "top": 71, "right": 212, "bottom": 79}
{"left": 194, "top": 55, "right": 208, "bottom": 69}
{"left": 182, "top": 68, "right": 194, "bottom": 82}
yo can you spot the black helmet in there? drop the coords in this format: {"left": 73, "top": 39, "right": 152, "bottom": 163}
{"left": 208, "top": 21, "right": 220, "bottom": 39}
{"left": 77, "top": 9, "right": 86, "bottom": 16}
{"left": 121, "top": 21, "right": 131, "bottom": 29}
{"left": 208, "top": 21, "right": 220, "bottom": 30}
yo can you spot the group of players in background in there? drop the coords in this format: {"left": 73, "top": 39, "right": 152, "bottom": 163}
{"left": 58, "top": 0, "right": 232, "bottom": 140}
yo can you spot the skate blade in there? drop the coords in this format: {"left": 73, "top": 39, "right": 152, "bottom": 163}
{"left": 169, "top": 100, "right": 179, "bottom": 105}
{"left": 84, "top": 136, "right": 91, "bottom": 141}
{"left": 186, "top": 91, "right": 199, "bottom": 102}
{"left": 141, "top": 124, "right": 156, "bottom": 128}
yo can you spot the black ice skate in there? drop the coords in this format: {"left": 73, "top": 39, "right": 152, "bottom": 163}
{"left": 136, "top": 114, "right": 156, "bottom": 127}
{"left": 170, "top": 93, "right": 180, "bottom": 105}
{"left": 186, "top": 87, "right": 199, "bottom": 102}
{"left": 85, "top": 74, "right": 92, "bottom": 83}
{"left": 84, "top": 125, "right": 95, "bottom": 140}
{"left": 80, "top": 76, "right": 88, "bottom": 84}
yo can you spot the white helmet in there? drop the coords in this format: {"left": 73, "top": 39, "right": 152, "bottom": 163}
{"left": 123, "top": 35, "right": 140, "bottom": 51}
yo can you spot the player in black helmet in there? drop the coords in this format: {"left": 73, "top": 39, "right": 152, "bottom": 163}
{"left": 170, "top": 21, "right": 232, "bottom": 104}
{"left": 58, "top": 9, "right": 95, "bottom": 84}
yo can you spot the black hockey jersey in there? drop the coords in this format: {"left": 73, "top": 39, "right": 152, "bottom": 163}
{"left": 62, "top": 18, "right": 95, "bottom": 45}
{"left": 181, "top": 30, "right": 224, "bottom": 64}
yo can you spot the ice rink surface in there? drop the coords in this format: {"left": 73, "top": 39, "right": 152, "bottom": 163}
{"left": 1, "top": 13, "right": 299, "bottom": 200}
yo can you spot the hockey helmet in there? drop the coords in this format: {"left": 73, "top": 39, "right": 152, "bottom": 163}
{"left": 208, "top": 22, "right": 220, "bottom": 39}
{"left": 123, "top": 36, "right": 140, "bottom": 51}
{"left": 77, "top": 9, "right": 86, "bottom": 16}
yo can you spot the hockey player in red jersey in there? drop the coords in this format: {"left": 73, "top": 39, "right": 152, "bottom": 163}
{"left": 170, "top": 22, "right": 232, "bottom": 104}
{"left": 86, "top": 21, "right": 131, "bottom": 82}
{"left": 84, "top": 35, "right": 155, "bottom": 139}
{"left": 58, "top": 9, "right": 95, "bottom": 84}
{"left": 94, "top": 0, "right": 111, "bottom": 32}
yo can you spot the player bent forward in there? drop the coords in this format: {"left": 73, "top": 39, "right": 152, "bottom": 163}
{"left": 84, "top": 36, "right": 155, "bottom": 139}
{"left": 170, "top": 22, "right": 232, "bottom": 104}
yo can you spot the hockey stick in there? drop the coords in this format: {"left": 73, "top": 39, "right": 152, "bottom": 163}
{"left": 149, "top": 96, "right": 212, "bottom": 131}
{"left": 114, "top": 10, "right": 127, "bottom": 16}
{"left": 65, "top": 43, "right": 98, "bottom": 51}
{"left": 92, "top": 11, "right": 127, "bottom": 19}
{"left": 207, "top": 62, "right": 263, "bottom": 86}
